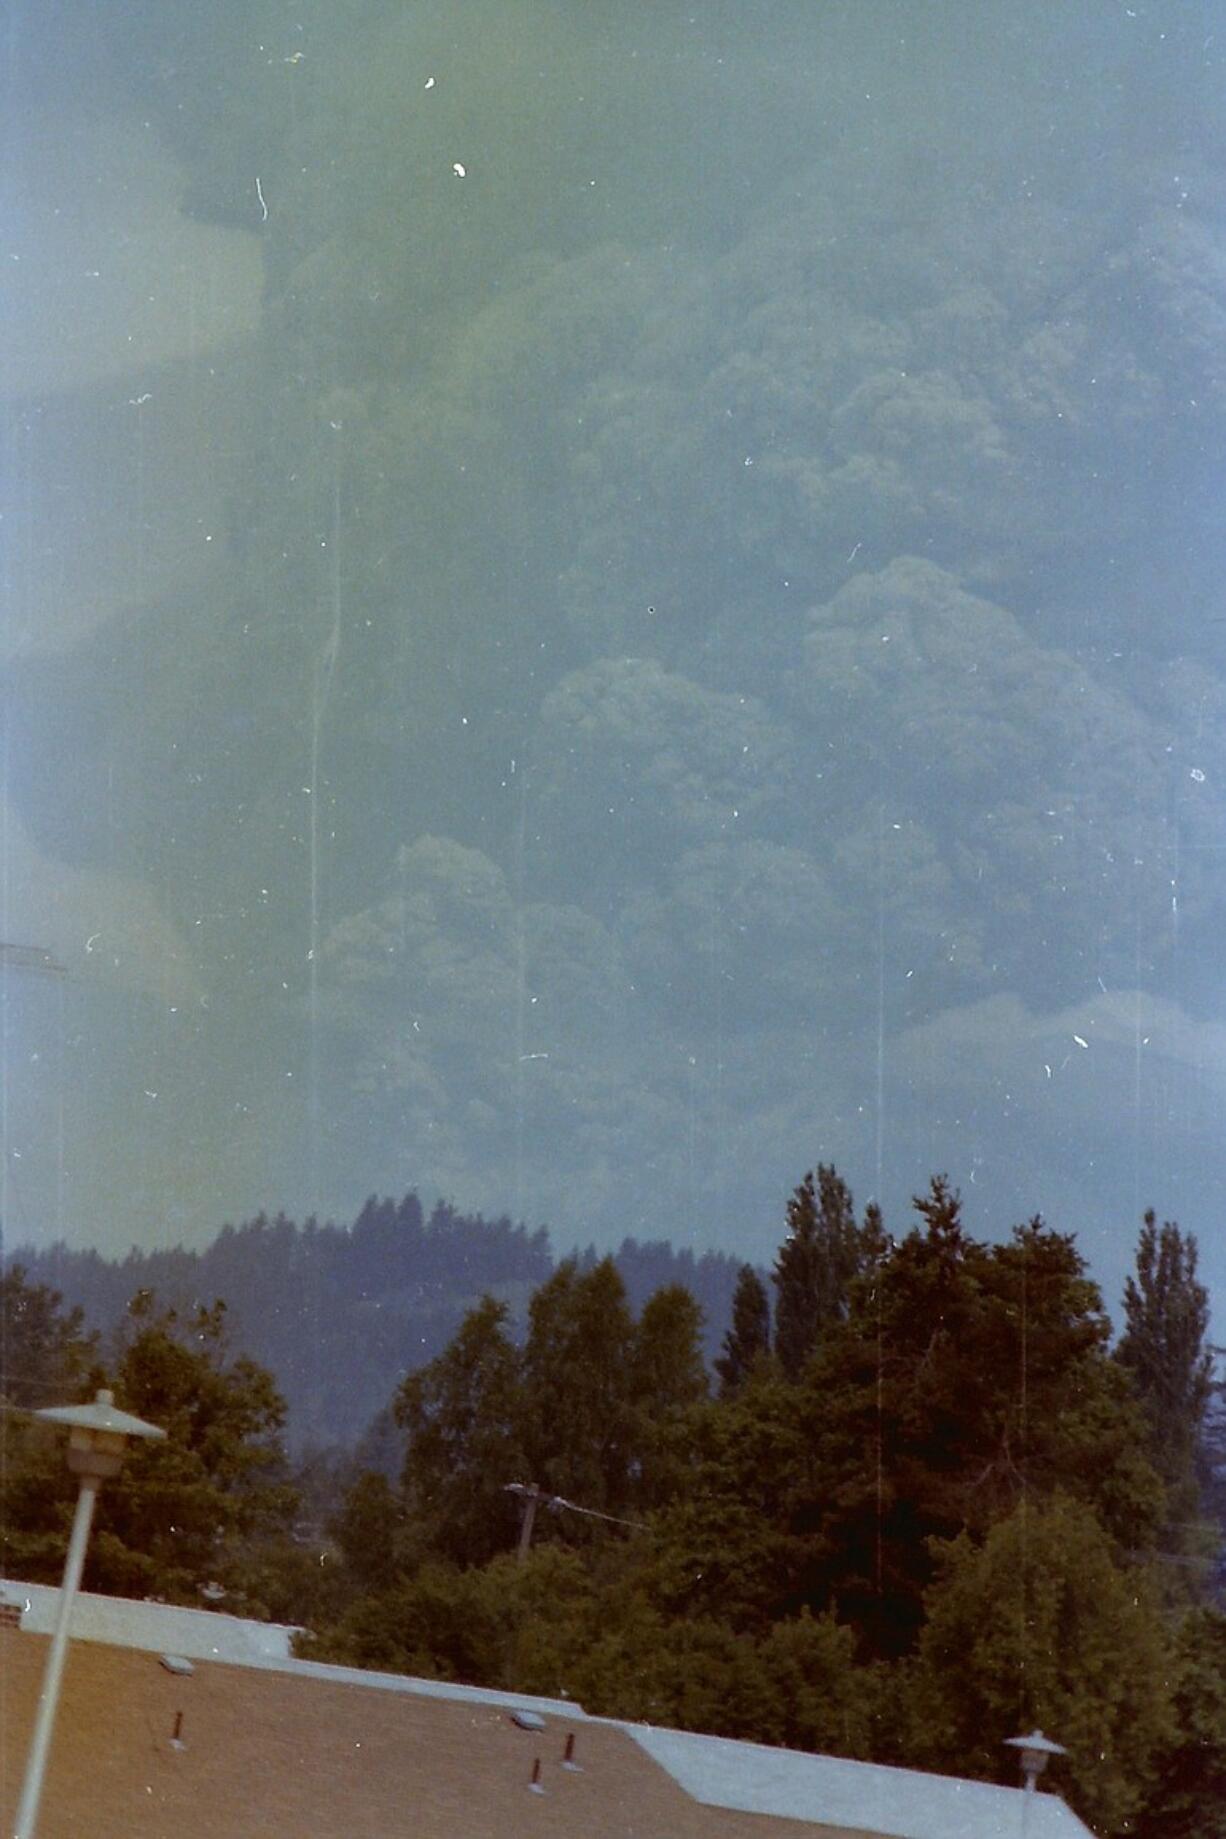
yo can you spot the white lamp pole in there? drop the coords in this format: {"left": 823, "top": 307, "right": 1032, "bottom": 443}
{"left": 12, "top": 1388, "right": 164, "bottom": 1839}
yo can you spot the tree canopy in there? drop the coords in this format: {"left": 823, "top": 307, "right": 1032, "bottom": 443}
{"left": 302, "top": 1165, "right": 1224, "bottom": 1837}
{"left": 3, "top": 1167, "right": 1222, "bottom": 1838}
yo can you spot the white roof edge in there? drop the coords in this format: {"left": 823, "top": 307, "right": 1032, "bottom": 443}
{"left": 3, "top": 1578, "right": 301, "bottom": 1662}
{"left": 616, "top": 1722, "right": 1098, "bottom": 1839}
{"left": 2, "top": 1577, "right": 590, "bottom": 1721}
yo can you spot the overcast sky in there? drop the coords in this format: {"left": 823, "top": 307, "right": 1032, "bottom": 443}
{"left": 3, "top": 0, "right": 1225, "bottom": 1331}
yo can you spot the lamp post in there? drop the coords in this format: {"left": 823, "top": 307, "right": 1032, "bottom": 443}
{"left": 1004, "top": 1728, "right": 1067, "bottom": 1795}
{"left": 12, "top": 1388, "right": 164, "bottom": 1839}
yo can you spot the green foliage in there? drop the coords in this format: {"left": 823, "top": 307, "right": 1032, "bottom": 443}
{"left": 0, "top": 1284, "right": 297, "bottom": 1607}
{"left": 394, "top": 1295, "right": 525, "bottom": 1567}
{"left": 521, "top": 1258, "right": 639, "bottom": 1519}
{"left": 1137, "top": 1609, "right": 1226, "bottom": 1839}
{"left": 754, "top": 1610, "right": 883, "bottom": 1759}
{"left": 93, "top": 1295, "right": 297, "bottom": 1603}
{"left": 794, "top": 1193, "right": 1165, "bottom": 1656}
{"left": 298, "top": 1165, "right": 1211, "bottom": 1833}
{"left": 773, "top": 1166, "right": 880, "bottom": 1380}
{"left": 1116, "top": 1213, "right": 1213, "bottom": 1540}
{"left": 629, "top": 1284, "right": 708, "bottom": 1508}
{"left": 331, "top": 1470, "right": 403, "bottom": 1595}
{"left": 391, "top": 1263, "right": 714, "bottom": 1570}
{"left": 633, "top": 1285, "right": 709, "bottom": 1415}
{"left": 0, "top": 1264, "right": 96, "bottom": 1409}
{"left": 645, "top": 1375, "right": 814, "bottom": 1631}
{"left": 908, "top": 1495, "right": 1176, "bottom": 1837}
{"left": 715, "top": 1263, "right": 771, "bottom": 1396}
{"left": 302, "top": 1542, "right": 875, "bottom": 1761}
{"left": 0, "top": 1267, "right": 99, "bottom": 1580}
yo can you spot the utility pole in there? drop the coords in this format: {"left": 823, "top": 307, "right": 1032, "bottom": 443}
{"left": 505, "top": 1482, "right": 546, "bottom": 1561}
{"left": 503, "top": 1481, "right": 646, "bottom": 1562}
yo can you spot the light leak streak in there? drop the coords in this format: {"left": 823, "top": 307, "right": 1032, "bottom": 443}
{"left": 306, "top": 435, "right": 344, "bottom": 1208}
{"left": 874, "top": 804, "right": 886, "bottom": 1199}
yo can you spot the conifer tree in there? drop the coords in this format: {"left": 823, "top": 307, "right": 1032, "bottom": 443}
{"left": 773, "top": 1164, "right": 868, "bottom": 1380}
{"left": 715, "top": 1264, "right": 771, "bottom": 1396}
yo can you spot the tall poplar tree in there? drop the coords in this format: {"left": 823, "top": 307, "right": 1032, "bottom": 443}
{"left": 1116, "top": 1212, "right": 1212, "bottom": 1530}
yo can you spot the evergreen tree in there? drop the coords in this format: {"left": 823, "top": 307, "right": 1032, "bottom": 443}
{"left": 793, "top": 1198, "right": 1165, "bottom": 1658}
{"left": 633, "top": 1286, "right": 708, "bottom": 1415}
{"left": 715, "top": 1264, "right": 771, "bottom": 1395}
{"left": 773, "top": 1164, "right": 872, "bottom": 1380}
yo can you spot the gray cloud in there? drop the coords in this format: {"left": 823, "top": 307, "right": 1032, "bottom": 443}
{"left": 4, "top": 0, "right": 1226, "bottom": 1326}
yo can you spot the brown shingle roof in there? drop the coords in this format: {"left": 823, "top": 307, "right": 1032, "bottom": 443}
{"left": 0, "top": 1627, "right": 873, "bottom": 1839}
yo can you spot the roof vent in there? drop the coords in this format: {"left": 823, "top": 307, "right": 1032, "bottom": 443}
{"left": 159, "top": 1654, "right": 195, "bottom": 1676}
{"left": 511, "top": 1709, "right": 546, "bottom": 1732}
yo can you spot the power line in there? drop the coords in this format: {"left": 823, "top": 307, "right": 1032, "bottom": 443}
{"left": 503, "top": 1481, "right": 647, "bottom": 1560}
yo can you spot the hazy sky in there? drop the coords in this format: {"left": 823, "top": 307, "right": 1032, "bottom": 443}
{"left": 3, "top": 0, "right": 1225, "bottom": 1330}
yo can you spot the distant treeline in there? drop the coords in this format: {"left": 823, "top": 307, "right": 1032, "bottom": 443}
{"left": 2, "top": 1196, "right": 748, "bottom": 1450}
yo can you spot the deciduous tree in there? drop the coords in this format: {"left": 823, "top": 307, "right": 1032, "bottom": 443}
{"left": 394, "top": 1294, "right": 525, "bottom": 1566}
{"left": 1116, "top": 1212, "right": 1213, "bottom": 1535}
{"left": 908, "top": 1494, "right": 1176, "bottom": 1838}
{"left": 95, "top": 1294, "right": 297, "bottom": 1604}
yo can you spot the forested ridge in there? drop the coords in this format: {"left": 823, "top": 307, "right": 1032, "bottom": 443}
{"left": 1, "top": 1195, "right": 745, "bottom": 1449}
{"left": 3, "top": 1167, "right": 1225, "bottom": 1838}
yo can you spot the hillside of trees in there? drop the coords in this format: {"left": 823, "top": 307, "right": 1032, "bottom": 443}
{"left": 1, "top": 1196, "right": 747, "bottom": 1450}
{"left": 3, "top": 1168, "right": 1225, "bottom": 1837}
